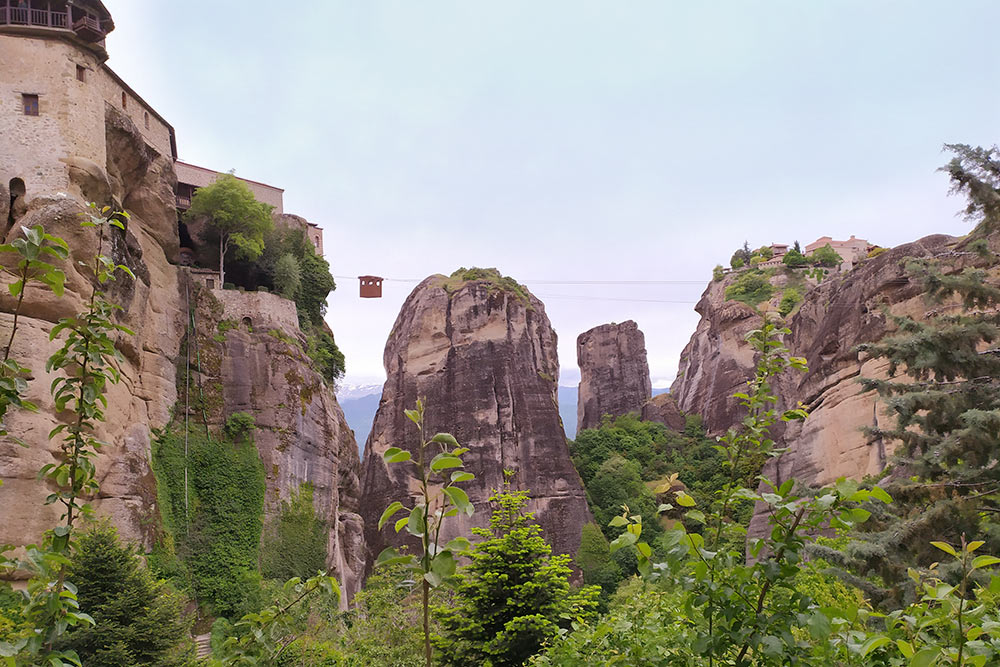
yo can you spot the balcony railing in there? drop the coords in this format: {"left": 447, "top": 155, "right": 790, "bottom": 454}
{"left": 176, "top": 195, "right": 192, "bottom": 210}
{"left": 1, "top": 4, "right": 104, "bottom": 40}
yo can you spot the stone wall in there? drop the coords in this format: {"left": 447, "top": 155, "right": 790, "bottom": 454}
{"left": 0, "top": 33, "right": 173, "bottom": 203}
{"left": 175, "top": 161, "right": 284, "bottom": 214}
{"left": 213, "top": 288, "right": 300, "bottom": 335}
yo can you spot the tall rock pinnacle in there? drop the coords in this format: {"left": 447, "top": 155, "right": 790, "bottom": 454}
{"left": 358, "top": 269, "right": 592, "bottom": 568}
{"left": 576, "top": 320, "right": 652, "bottom": 431}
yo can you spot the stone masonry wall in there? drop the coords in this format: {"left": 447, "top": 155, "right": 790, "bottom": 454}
{"left": 213, "top": 288, "right": 300, "bottom": 335}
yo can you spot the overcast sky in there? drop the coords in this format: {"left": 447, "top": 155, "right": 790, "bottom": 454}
{"left": 103, "top": 1, "right": 999, "bottom": 387}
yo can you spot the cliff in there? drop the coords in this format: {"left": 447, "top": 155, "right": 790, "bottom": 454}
{"left": 576, "top": 320, "right": 652, "bottom": 431}
{"left": 670, "top": 234, "right": 961, "bottom": 532}
{"left": 0, "top": 106, "right": 364, "bottom": 600}
{"left": 358, "top": 269, "right": 592, "bottom": 568}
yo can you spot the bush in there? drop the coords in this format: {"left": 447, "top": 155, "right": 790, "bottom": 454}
{"left": 724, "top": 269, "right": 773, "bottom": 306}
{"left": 712, "top": 265, "right": 725, "bottom": 281}
{"left": 306, "top": 328, "right": 346, "bottom": 385}
{"left": 778, "top": 287, "right": 803, "bottom": 316}
{"left": 273, "top": 252, "right": 301, "bottom": 299}
{"left": 224, "top": 411, "right": 255, "bottom": 441}
{"left": 749, "top": 255, "right": 764, "bottom": 266}
{"left": 782, "top": 248, "right": 809, "bottom": 267}
{"left": 296, "top": 250, "right": 335, "bottom": 326}
{"left": 867, "top": 246, "right": 887, "bottom": 258}
{"left": 261, "top": 483, "right": 328, "bottom": 581}
{"left": 731, "top": 257, "right": 744, "bottom": 269}
{"left": 223, "top": 282, "right": 236, "bottom": 290}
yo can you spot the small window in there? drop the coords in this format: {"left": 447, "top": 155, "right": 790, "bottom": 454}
{"left": 206, "top": 279, "right": 215, "bottom": 290}
{"left": 22, "top": 94, "right": 38, "bottom": 116}
{"left": 121, "top": 92, "right": 127, "bottom": 109}
{"left": 76, "top": 65, "right": 86, "bottom": 82}
{"left": 144, "top": 111, "right": 150, "bottom": 129}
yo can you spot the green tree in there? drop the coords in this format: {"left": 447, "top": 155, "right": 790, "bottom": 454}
{"left": 810, "top": 243, "right": 843, "bottom": 268}
{"left": 712, "top": 264, "right": 725, "bottom": 281}
{"left": 781, "top": 247, "right": 809, "bottom": 268}
{"left": 296, "top": 249, "right": 335, "bottom": 326}
{"left": 306, "top": 328, "right": 346, "bottom": 385}
{"left": 185, "top": 174, "right": 273, "bottom": 286}
{"left": 59, "top": 522, "right": 192, "bottom": 667}
{"left": 575, "top": 523, "right": 621, "bottom": 600}
{"left": 261, "top": 484, "right": 328, "bottom": 582}
{"left": 272, "top": 252, "right": 301, "bottom": 299}
{"left": 817, "top": 144, "right": 1000, "bottom": 606}
{"left": 433, "top": 486, "right": 600, "bottom": 667}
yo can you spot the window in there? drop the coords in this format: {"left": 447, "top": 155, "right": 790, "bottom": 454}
{"left": 76, "top": 65, "right": 86, "bottom": 82}
{"left": 144, "top": 111, "right": 150, "bottom": 129}
{"left": 22, "top": 94, "right": 38, "bottom": 116}
{"left": 121, "top": 92, "right": 127, "bottom": 109}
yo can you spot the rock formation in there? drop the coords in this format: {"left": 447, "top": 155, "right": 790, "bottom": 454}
{"left": 0, "top": 105, "right": 364, "bottom": 600}
{"left": 641, "top": 393, "right": 685, "bottom": 431}
{"left": 670, "top": 234, "right": 960, "bottom": 535}
{"left": 359, "top": 270, "right": 592, "bottom": 568}
{"left": 576, "top": 320, "right": 652, "bottom": 431}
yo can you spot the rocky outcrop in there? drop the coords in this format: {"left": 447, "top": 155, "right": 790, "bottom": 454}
{"left": 359, "top": 270, "right": 592, "bottom": 568}
{"left": 186, "top": 287, "right": 365, "bottom": 602}
{"left": 576, "top": 320, "right": 652, "bottom": 431}
{"left": 670, "top": 235, "right": 960, "bottom": 535}
{"left": 0, "top": 104, "right": 364, "bottom": 601}
{"left": 641, "top": 393, "right": 685, "bottom": 431}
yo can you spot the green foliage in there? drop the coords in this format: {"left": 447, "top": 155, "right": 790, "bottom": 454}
{"left": 712, "top": 264, "right": 725, "bottom": 281}
{"left": 185, "top": 173, "right": 273, "bottom": 284}
{"left": 223, "top": 411, "right": 255, "bottom": 441}
{"left": 940, "top": 143, "right": 1000, "bottom": 235}
{"left": 272, "top": 252, "right": 301, "bottom": 299}
{"left": 331, "top": 565, "right": 425, "bottom": 666}
{"left": 375, "top": 400, "right": 475, "bottom": 667}
{"left": 724, "top": 268, "right": 774, "bottom": 306}
{"left": 778, "top": 286, "right": 803, "bottom": 316}
{"left": 825, "top": 147, "right": 1000, "bottom": 607}
{"left": 867, "top": 246, "right": 887, "bottom": 258}
{"left": 730, "top": 241, "right": 751, "bottom": 269}
{"left": 261, "top": 484, "right": 328, "bottom": 581}
{"left": 730, "top": 257, "right": 744, "bottom": 269}
{"left": 442, "top": 267, "right": 531, "bottom": 304}
{"left": 296, "top": 249, "right": 336, "bottom": 327}
{"left": 58, "top": 521, "right": 192, "bottom": 666}
{"left": 433, "top": 487, "right": 600, "bottom": 667}
{"left": 150, "top": 424, "right": 266, "bottom": 619}
{"left": 810, "top": 242, "right": 843, "bottom": 267}
{"left": 575, "top": 523, "right": 621, "bottom": 601}
{"left": 781, "top": 247, "right": 809, "bottom": 267}
{"left": 210, "top": 573, "right": 340, "bottom": 665}
{"left": 306, "top": 328, "right": 346, "bottom": 385}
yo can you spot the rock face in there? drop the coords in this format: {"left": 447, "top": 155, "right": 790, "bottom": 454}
{"left": 641, "top": 393, "right": 685, "bottom": 431}
{"left": 0, "top": 102, "right": 364, "bottom": 601}
{"left": 186, "top": 287, "right": 365, "bottom": 602}
{"left": 576, "top": 320, "right": 652, "bottom": 431}
{"left": 359, "top": 271, "right": 592, "bottom": 568}
{"left": 670, "top": 235, "right": 959, "bottom": 535}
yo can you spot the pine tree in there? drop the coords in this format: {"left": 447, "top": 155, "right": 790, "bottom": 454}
{"left": 817, "top": 144, "right": 1000, "bottom": 607}
{"left": 59, "top": 521, "right": 192, "bottom": 666}
{"left": 433, "top": 486, "right": 600, "bottom": 667}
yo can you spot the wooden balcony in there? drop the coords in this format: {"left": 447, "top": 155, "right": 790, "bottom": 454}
{"left": 176, "top": 195, "right": 192, "bottom": 210}
{"left": 1, "top": 3, "right": 105, "bottom": 41}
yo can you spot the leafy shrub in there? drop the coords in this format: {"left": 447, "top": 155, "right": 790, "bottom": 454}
{"left": 306, "top": 328, "right": 346, "bottom": 385}
{"left": 731, "top": 257, "right": 745, "bottom": 269}
{"left": 724, "top": 269, "right": 774, "bottom": 306}
{"left": 782, "top": 248, "right": 809, "bottom": 267}
{"left": 273, "top": 252, "right": 301, "bottom": 299}
{"left": 296, "top": 249, "right": 335, "bottom": 326}
{"left": 749, "top": 255, "right": 764, "bottom": 266}
{"left": 778, "top": 287, "right": 803, "bottom": 316}
{"left": 712, "top": 264, "right": 724, "bottom": 281}
{"left": 261, "top": 483, "right": 328, "bottom": 581}
{"left": 224, "top": 411, "right": 255, "bottom": 441}
{"left": 867, "top": 246, "right": 887, "bottom": 258}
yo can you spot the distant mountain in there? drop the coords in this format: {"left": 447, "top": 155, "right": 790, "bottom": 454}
{"left": 339, "top": 383, "right": 668, "bottom": 451}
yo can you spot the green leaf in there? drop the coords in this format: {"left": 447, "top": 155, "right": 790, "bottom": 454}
{"left": 406, "top": 505, "right": 425, "bottom": 537}
{"left": 375, "top": 547, "right": 414, "bottom": 568}
{"left": 909, "top": 647, "right": 939, "bottom": 667}
{"left": 443, "top": 486, "right": 474, "bottom": 516}
{"left": 404, "top": 409, "right": 420, "bottom": 425}
{"left": 450, "top": 471, "right": 474, "bottom": 483}
{"left": 895, "top": 639, "right": 914, "bottom": 658}
{"left": 429, "top": 455, "right": 463, "bottom": 472}
{"left": 971, "top": 555, "right": 1000, "bottom": 570}
{"left": 383, "top": 447, "right": 412, "bottom": 464}
{"left": 394, "top": 517, "right": 409, "bottom": 533}
{"left": 378, "top": 501, "right": 405, "bottom": 529}
{"left": 685, "top": 509, "right": 706, "bottom": 524}
{"left": 859, "top": 635, "right": 891, "bottom": 657}
{"left": 608, "top": 516, "right": 629, "bottom": 527}
{"left": 870, "top": 485, "right": 893, "bottom": 504}
{"left": 430, "top": 433, "right": 459, "bottom": 447}
{"left": 675, "top": 491, "right": 696, "bottom": 507}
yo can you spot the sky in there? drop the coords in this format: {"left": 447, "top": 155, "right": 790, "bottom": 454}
{"left": 102, "top": 1, "right": 999, "bottom": 388}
